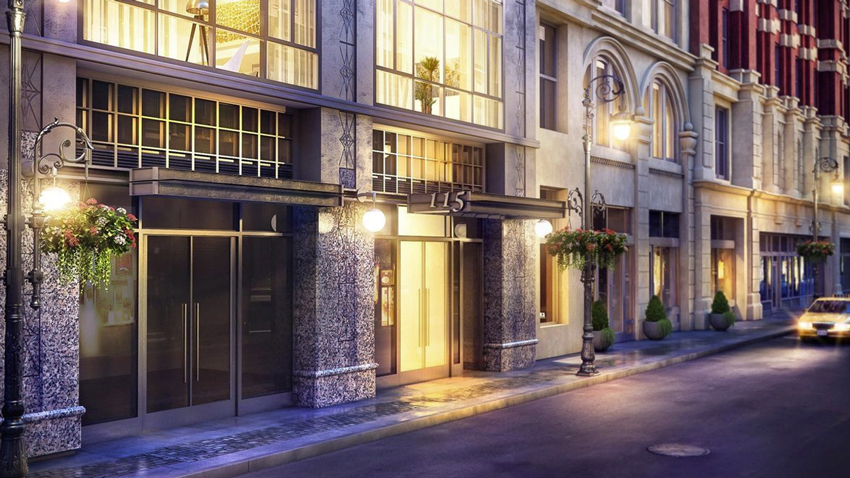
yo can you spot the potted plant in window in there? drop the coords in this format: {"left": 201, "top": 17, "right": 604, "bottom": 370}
{"left": 709, "top": 290, "right": 735, "bottom": 331}
{"left": 592, "top": 300, "right": 616, "bottom": 352}
{"left": 643, "top": 295, "right": 672, "bottom": 340}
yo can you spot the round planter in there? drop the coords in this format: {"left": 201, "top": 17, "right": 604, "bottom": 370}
{"left": 709, "top": 313, "right": 732, "bottom": 331}
{"left": 593, "top": 331, "right": 611, "bottom": 352}
{"left": 643, "top": 321, "right": 668, "bottom": 340}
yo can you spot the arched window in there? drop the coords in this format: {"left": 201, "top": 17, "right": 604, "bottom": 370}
{"left": 646, "top": 80, "right": 677, "bottom": 162}
{"left": 584, "top": 58, "right": 628, "bottom": 150}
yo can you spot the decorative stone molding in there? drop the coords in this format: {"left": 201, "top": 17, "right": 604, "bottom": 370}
{"left": 591, "top": 156, "right": 635, "bottom": 170}
{"left": 649, "top": 167, "right": 684, "bottom": 179}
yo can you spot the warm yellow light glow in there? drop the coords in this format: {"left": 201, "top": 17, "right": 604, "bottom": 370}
{"left": 535, "top": 220, "right": 553, "bottom": 238}
{"left": 611, "top": 111, "right": 632, "bottom": 141}
{"left": 797, "top": 321, "right": 813, "bottom": 330}
{"left": 832, "top": 179, "right": 844, "bottom": 196}
{"left": 57, "top": 0, "right": 71, "bottom": 3}
{"left": 363, "top": 208, "right": 386, "bottom": 233}
{"left": 39, "top": 186, "right": 71, "bottom": 212}
{"left": 834, "top": 323, "right": 849, "bottom": 332}
{"left": 717, "top": 259, "right": 726, "bottom": 280}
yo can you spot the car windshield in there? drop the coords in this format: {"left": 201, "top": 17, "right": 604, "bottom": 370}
{"left": 807, "top": 300, "right": 850, "bottom": 314}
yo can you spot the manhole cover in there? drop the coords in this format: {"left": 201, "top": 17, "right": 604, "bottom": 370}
{"left": 647, "top": 444, "right": 710, "bottom": 457}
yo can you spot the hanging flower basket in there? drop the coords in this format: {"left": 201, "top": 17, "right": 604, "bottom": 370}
{"left": 544, "top": 227, "right": 628, "bottom": 271}
{"left": 796, "top": 240, "right": 834, "bottom": 263}
{"left": 41, "top": 198, "right": 137, "bottom": 289}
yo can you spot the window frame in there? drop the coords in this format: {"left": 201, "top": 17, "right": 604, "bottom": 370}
{"left": 652, "top": 0, "right": 677, "bottom": 41}
{"left": 585, "top": 57, "right": 628, "bottom": 150}
{"left": 648, "top": 80, "right": 678, "bottom": 163}
{"left": 539, "top": 22, "right": 558, "bottom": 131}
{"left": 715, "top": 106, "right": 730, "bottom": 180}
{"left": 80, "top": 0, "right": 320, "bottom": 90}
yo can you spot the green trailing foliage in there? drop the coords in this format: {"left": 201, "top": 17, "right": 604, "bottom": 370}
{"left": 723, "top": 310, "right": 736, "bottom": 328}
{"left": 645, "top": 295, "right": 667, "bottom": 322}
{"left": 711, "top": 290, "right": 731, "bottom": 314}
{"left": 592, "top": 300, "right": 609, "bottom": 331}
{"left": 600, "top": 327, "right": 616, "bottom": 349}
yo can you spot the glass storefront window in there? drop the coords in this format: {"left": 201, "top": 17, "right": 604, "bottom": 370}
{"left": 83, "top": 0, "right": 318, "bottom": 89}
{"left": 650, "top": 246, "right": 677, "bottom": 308}
{"left": 712, "top": 248, "right": 735, "bottom": 300}
{"left": 80, "top": 184, "right": 138, "bottom": 426}
{"left": 376, "top": 0, "right": 504, "bottom": 128}
{"left": 77, "top": 77, "right": 294, "bottom": 179}
{"left": 539, "top": 188, "right": 569, "bottom": 325}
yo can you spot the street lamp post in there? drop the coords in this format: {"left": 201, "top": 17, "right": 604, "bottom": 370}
{"left": 567, "top": 75, "right": 631, "bottom": 377}
{"left": 810, "top": 157, "right": 843, "bottom": 300}
{"left": 2, "top": 1, "right": 93, "bottom": 475}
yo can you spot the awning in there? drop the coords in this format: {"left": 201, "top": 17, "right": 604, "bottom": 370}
{"left": 129, "top": 168, "right": 342, "bottom": 207}
{"left": 407, "top": 191, "right": 565, "bottom": 220}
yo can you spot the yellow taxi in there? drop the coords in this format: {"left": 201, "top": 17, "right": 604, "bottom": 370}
{"left": 798, "top": 297, "right": 850, "bottom": 339}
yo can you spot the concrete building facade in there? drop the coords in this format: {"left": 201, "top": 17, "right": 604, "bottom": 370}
{"left": 0, "top": 0, "right": 847, "bottom": 461}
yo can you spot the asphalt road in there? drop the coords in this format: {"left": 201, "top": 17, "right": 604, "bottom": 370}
{"left": 247, "top": 336, "right": 850, "bottom": 478}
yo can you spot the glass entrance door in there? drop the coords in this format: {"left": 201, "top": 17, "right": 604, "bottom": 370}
{"left": 145, "top": 236, "right": 233, "bottom": 420}
{"left": 399, "top": 241, "right": 448, "bottom": 378}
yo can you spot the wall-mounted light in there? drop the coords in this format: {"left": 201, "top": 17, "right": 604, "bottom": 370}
{"left": 611, "top": 109, "right": 632, "bottom": 141}
{"left": 831, "top": 172, "right": 844, "bottom": 196}
{"left": 357, "top": 190, "right": 386, "bottom": 233}
{"left": 535, "top": 219, "right": 553, "bottom": 238}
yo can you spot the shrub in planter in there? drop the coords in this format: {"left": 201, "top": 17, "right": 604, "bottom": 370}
{"left": 711, "top": 310, "right": 736, "bottom": 331}
{"left": 709, "top": 290, "right": 731, "bottom": 330}
{"left": 591, "top": 300, "right": 616, "bottom": 351}
{"left": 643, "top": 295, "right": 672, "bottom": 340}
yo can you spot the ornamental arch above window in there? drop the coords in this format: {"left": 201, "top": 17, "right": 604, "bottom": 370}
{"left": 375, "top": 0, "right": 504, "bottom": 129}
{"left": 82, "top": 0, "right": 318, "bottom": 89}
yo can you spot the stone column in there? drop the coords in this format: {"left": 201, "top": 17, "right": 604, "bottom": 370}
{"left": 631, "top": 111, "right": 653, "bottom": 338}
{"left": 680, "top": 125, "right": 699, "bottom": 330}
{"left": 482, "top": 219, "right": 537, "bottom": 371}
{"left": 292, "top": 203, "right": 377, "bottom": 408}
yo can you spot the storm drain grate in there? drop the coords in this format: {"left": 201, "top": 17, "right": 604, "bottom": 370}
{"left": 647, "top": 444, "right": 711, "bottom": 457}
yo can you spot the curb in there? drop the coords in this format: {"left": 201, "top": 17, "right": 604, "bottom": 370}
{"left": 179, "top": 327, "right": 795, "bottom": 478}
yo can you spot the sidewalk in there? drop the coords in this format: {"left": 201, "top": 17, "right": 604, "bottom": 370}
{"left": 30, "top": 318, "right": 796, "bottom": 478}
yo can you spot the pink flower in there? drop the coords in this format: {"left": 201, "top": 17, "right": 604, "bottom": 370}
{"left": 587, "top": 244, "right": 595, "bottom": 251}
{"left": 85, "top": 198, "right": 98, "bottom": 205}
{"left": 67, "top": 236, "right": 80, "bottom": 247}
{"left": 89, "top": 227, "right": 98, "bottom": 235}
{"left": 126, "top": 213, "right": 137, "bottom": 222}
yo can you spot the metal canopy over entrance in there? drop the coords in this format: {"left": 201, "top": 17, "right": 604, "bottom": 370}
{"left": 407, "top": 191, "right": 566, "bottom": 219}
{"left": 129, "top": 167, "right": 343, "bottom": 207}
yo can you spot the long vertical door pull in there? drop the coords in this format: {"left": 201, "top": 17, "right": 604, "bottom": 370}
{"left": 183, "top": 304, "right": 188, "bottom": 383}
{"left": 196, "top": 303, "right": 200, "bottom": 381}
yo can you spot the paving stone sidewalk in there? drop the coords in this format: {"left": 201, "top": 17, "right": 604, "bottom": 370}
{"left": 29, "top": 318, "right": 796, "bottom": 478}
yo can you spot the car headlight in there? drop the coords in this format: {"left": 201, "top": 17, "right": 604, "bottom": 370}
{"left": 798, "top": 321, "right": 814, "bottom": 330}
{"left": 834, "top": 323, "right": 850, "bottom": 332}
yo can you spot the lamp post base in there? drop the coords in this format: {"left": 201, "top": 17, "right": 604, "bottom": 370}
{"left": 0, "top": 426, "right": 28, "bottom": 478}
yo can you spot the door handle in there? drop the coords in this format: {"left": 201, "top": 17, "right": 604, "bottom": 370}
{"left": 418, "top": 289, "right": 423, "bottom": 347}
{"left": 196, "top": 303, "right": 200, "bottom": 381}
{"left": 425, "top": 289, "right": 430, "bottom": 347}
{"left": 183, "top": 304, "right": 188, "bottom": 384}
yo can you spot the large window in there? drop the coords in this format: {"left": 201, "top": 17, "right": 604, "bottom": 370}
{"left": 715, "top": 107, "right": 729, "bottom": 180}
{"left": 776, "top": 129, "right": 785, "bottom": 190}
{"left": 649, "top": 210, "right": 679, "bottom": 238}
{"left": 375, "top": 0, "right": 504, "bottom": 128}
{"left": 539, "top": 188, "right": 569, "bottom": 324}
{"left": 539, "top": 22, "right": 557, "bottom": 131}
{"left": 652, "top": 0, "right": 676, "bottom": 41}
{"left": 372, "top": 128, "right": 485, "bottom": 194}
{"left": 76, "top": 77, "right": 294, "bottom": 179}
{"left": 83, "top": 0, "right": 318, "bottom": 89}
{"left": 797, "top": 140, "right": 804, "bottom": 192}
{"left": 721, "top": 8, "right": 729, "bottom": 69}
{"left": 651, "top": 246, "right": 677, "bottom": 308}
{"left": 586, "top": 58, "right": 628, "bottom": 150}
{"left": 648, "top": 80, "right": 677, "bottom": 162}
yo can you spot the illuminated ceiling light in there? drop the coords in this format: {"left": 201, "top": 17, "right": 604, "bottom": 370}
{"left": 535, "top": 219, "right": 553, "bottom": 238}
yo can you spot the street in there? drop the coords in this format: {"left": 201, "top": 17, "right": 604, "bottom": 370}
{"left": 246, "top": 336, "right": 850, "bottom": 478}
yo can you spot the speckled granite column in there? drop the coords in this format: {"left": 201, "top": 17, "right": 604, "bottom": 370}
{"left": 292, "top": 202, "right": 377, "bottom": 408}
{"left": 482, "top": 219, "right": 538, "bottom": 371}
{"left": 0, "top": 133, "right": 85, "bottom": 459}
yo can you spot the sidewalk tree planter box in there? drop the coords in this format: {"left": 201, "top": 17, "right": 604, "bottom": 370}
{"left": 591, "top": 300, "right": 615, "bottom": 352}
{"left": 710, "top": 311, "right": 736, "bottom": 331}
{"left": 709, "top": 290, "right": 734, "bottom": 331}
{"left": 643, "top": 295, "right": 672, "bottom": 340}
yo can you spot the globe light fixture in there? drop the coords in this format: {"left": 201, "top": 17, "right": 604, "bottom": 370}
{"left": 39, "top": 185, "right": 71, "bottom": 212}
{"left": 535, "top": 219, "right": 553, "bottom": 238}
{"left": 611, "top": 110, "right": 632, "bottom": 141}
{"left": 357, "top": 190, "right": 386, "bottom": 233}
